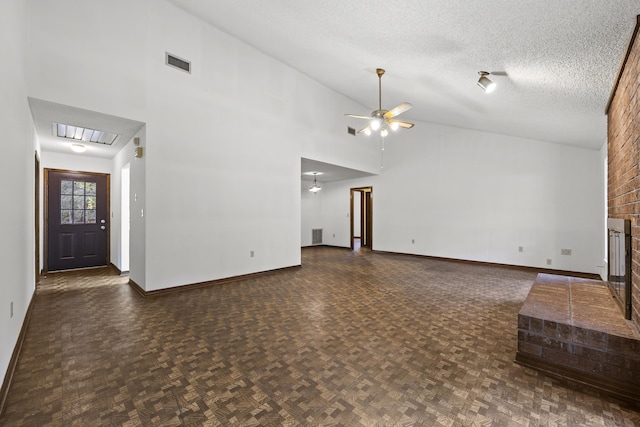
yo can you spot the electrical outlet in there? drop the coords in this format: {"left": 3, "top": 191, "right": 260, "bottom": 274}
{"left": 561, "top": 249, "right": 572, "bottom": 256}
{"left": 546, "top": 259, "right": 552, "bottom": 266}
{"left": 250, "top": 251, "right": 254, "bottom": 258}
{"left": 518, "top": 246, "right": 523, "bottom": 252}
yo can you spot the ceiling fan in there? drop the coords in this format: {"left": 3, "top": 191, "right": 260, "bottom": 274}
{"left": 345, "top": 68, "right": 414, "bottom": 137}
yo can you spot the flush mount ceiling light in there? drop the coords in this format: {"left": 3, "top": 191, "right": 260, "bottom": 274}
{"left": 70, "top": 143, "right": 86, "bottom": 153}
{"left": 52, "top": 123, "right": 120, "bottom": 145}
{"left": 308, "top": 172, "right": 322, "bottom": 193}
{"left": 345, "top": 68, "right": 415, "bottom": 138}
{"left": 477, "top": 71, "right": 496, "bottom": 93}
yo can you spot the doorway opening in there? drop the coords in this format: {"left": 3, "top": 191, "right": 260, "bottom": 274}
{"left": 120, "top": 164, "right": 130, "bottom": 274}
{"left": 350, "top": 187, "right": 372, "bottom": 251}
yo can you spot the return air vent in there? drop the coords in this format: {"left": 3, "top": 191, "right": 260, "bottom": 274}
{"left": 165, "top": 52, "right": 191, "bottom": 73}
{"left": 312, "top": 229, "right": 323, "bottom": 245}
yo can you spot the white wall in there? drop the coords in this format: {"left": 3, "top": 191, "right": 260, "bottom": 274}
{"left": 0, "top": 0, "right": 36, "bottom": 396}
{"left": 41, "top": 151, "right": 112, "bottom": 173}
{"left": 26, "top": 0, "right": 378, "bottom": 291}
{"left": 310, "top": 122, "right": 604, "bottom": 274}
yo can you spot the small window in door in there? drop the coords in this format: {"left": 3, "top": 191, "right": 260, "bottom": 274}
{"left": 60, "top": 180, "right": 97, "bottom": 224}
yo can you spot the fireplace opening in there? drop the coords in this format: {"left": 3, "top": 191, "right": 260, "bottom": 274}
{"left": 607, "top": 218, "right": 632, "bottom": 319}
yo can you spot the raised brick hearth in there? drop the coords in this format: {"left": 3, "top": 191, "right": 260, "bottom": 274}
{"left": 516, "top": 274, "right": 640, "bottom": 404}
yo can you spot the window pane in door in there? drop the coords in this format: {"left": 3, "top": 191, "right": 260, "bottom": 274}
{"left": 74, "top": 181, "right": 85, "bottom": 195}
{"left": 73, "top": 196, "right": 85, "bottom": 210}
{"left": 61, "top": 195, "right": 72, "bottom": 210}
{"left": 61, "top": 180, "right": 73, "bottom": 195}
{"left": 61, "top": 210, "right": 72, "bottom": 224}
{"left": 85, "top": 195, "right": 96, "bottom": 210}
{"left": 59, "top": 179, "right": 98, "bottom": 225}
{"left": 73, "top": 210, "right": 84, "bottom": 224}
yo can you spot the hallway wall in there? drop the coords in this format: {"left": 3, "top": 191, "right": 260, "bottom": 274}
{"left": 0, "top": 0, "right": 36, "bottom": 402}
{"left": 26, "top": 0, "right": 379, "bottom": 291}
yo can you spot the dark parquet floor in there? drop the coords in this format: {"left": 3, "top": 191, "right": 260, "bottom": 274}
{"left": 2, "top": 247, "right": 640, "bottom": 426}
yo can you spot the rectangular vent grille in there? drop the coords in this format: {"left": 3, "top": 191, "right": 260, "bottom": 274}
{"left": 166, "top": 52, "right": 191, "bottom": 73}
{"left": 312, "top": 229, "right": 323, "bottom": 245}
{"left": 347, "top": 126, "right": 356, "bottom": 136}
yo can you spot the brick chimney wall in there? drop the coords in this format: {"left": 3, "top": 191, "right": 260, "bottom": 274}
{"left": 607, "top": 16, "right": 640, "bottom": 330}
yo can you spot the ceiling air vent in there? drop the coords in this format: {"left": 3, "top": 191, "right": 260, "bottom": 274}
{"left": 165, "top": 52, "right": 191, "bottom": 73}
{"left": 347, "top": 126, "right": 356, "bottom": 136}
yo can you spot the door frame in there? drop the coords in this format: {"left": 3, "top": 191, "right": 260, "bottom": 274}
{"left": 43, "top": 168, "right": 111, "bottom": 274}
{"left": 350, "top": 186, "right": 372, "bottom": 250}
{"left": 34, "top": 152, "right": 40, "bottom": 285}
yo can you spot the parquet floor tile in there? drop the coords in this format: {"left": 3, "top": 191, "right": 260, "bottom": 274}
{"left": 1, "top": 247, "right": 639, "bottom": 426}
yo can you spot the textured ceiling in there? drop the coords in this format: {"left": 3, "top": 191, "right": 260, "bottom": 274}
{"left": 168, "top": 0, "right": 639, "bottom": 150}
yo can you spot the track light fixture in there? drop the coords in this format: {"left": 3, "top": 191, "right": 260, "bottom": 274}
{"left": 477, "top": 71, "right": 496, "bottom": 93}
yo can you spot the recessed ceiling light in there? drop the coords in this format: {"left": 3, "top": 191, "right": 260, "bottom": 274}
{"left": 52, "top": 123, "right": 119, "bottom": 145}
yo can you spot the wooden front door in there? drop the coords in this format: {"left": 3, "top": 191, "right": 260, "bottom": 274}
{"left": 46, "top": 169, "right": 109, "bottom": 272}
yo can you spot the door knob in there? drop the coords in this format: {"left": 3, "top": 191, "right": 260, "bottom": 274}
{"left": 100, "top": 226, "right": 106, "bottom": 230}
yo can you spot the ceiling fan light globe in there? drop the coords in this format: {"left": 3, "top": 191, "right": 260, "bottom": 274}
{"left": 364, "top": 128, "right": 372, "bottom": 136}
{"left": 380, "top": 128, "right": 389, "bottom": 137}
{"left": 389, "top": 121, "right": 399, "bottom": 131}
{"left": 370, "top": 117, "right": 382, "bottom": 131}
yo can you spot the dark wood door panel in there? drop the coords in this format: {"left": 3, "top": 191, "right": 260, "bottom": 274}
{"left": 47, "top": 170, "right": 109, "bottom": 271}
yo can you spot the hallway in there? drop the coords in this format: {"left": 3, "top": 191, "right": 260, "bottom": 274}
{"left": 2, "top": 248, "right": 638, "bottom": 426}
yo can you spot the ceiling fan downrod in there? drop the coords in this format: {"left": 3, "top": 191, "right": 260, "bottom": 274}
{"left": 377, "top": 68, "right": 385, "bottom": 111}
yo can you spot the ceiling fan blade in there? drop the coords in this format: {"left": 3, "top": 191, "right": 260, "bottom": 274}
{"left": 345, "top": 114, "right": 372, "bottom": 120}
{"left": 357, "top": 125, "right": 372, "bottom": 134}
{"left": 388, "top": 120, "right": 414, "bottom": 129}
{"left": 383, "top": 102, "right": 413, "bottom": 119}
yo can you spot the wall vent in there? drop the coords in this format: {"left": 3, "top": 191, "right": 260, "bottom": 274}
{"left": 347, "top": 126, "right": 356, "bottom": 136}
{"left": 165, "top": 52, "right": 191, "bottom": 73}
{"left": 312, "top": 229, "right": 323, "bottom": 245}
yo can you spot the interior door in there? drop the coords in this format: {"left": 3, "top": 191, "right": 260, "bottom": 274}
{"left": 46, "top": 169, "right": 109, "bottom": 271}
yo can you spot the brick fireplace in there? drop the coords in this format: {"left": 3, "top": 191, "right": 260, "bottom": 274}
{"left": 516, "top": 15, "right": 640, "bottom": 404}
{"left": 607, "top": 15, "right": 640, "bottom": 331}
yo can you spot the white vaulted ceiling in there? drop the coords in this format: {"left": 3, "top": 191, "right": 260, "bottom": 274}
{"left": 168, "top": 0, "right": 639, "bottom": 150}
